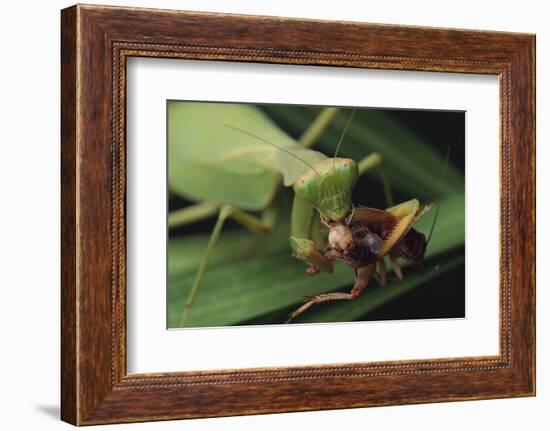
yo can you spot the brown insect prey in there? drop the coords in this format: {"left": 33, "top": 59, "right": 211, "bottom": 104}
{"left": 287, "top": 205, "right": 430, "bottom": 322}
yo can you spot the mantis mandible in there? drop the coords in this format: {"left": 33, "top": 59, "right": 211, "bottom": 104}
{"left": 168, "top": 102, "right": 397, "bottom": 326}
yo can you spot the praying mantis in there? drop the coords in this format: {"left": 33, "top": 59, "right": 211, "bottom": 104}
{"left": 168, "top": 102, "right": 433, "bottom": 326}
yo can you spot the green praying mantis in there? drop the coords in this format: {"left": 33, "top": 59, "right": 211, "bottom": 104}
{"left": 168, "top": 102, "right": 433, "bottom": 326}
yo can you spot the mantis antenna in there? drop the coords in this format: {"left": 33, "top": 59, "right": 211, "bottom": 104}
{"left": 222, "top": 123, "right": 321, "bottom": 176}
{"left": 426, "top": 146, "right": 451, "bottom": 247}
{"left": 333, "top": 108, "right": 357, "bottom": 158}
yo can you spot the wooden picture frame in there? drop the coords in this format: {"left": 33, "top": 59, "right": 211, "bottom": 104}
{"left": 61, "top": 4, "right": 535, "bottom": 425}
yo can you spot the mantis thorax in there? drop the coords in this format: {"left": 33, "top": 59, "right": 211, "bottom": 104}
{"left": 293, "top": 158, "right": 358, "bottom": 222}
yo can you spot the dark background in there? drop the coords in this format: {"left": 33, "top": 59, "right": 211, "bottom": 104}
{"left": 357, "top": 109, "right": 465, "bottom": 321}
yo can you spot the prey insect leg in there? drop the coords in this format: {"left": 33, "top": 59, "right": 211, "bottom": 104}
{"left": 389, "top": 255, "right": 404, "bottom": 281}
{"left": 286, "top": 264, "right": 375, "bottom": 323}
{"left": 377, "top": 259, "right": 388, "bottom": 287}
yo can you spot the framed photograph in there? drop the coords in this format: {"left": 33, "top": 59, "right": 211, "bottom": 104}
{"left": 61, "top": 4, "right": 535, "bottom": 425}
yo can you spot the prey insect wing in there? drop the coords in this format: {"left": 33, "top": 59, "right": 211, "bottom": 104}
{"left": 350, "top": 207, "right": 399, "bottom": 240}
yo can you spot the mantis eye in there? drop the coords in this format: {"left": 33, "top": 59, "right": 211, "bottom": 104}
{"left": 293, "top": 174, "right": 319, "bottom": 205}
{"left": 335, "top": 159, "right": 359, "bottom": 190}
{"left": 366, "top": 233, "right": 384, "bottom": 255}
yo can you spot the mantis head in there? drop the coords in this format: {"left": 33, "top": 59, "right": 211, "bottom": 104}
{"left": 293, "top": 158, "right": 359, "bottom": 222}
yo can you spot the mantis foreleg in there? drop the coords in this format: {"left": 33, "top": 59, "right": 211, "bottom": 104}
{"left": 179, "top": 204, "right": 276, "bottom": 327}
{"left": 289, "top": 195, "right": 334, "bottom": 273}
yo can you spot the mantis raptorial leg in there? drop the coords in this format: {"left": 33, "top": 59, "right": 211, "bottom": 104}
{"left": 179, "top": 204, "right": 278, "bottom": 327}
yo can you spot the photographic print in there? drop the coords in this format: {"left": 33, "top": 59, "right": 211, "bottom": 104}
{"left": 167, "top": 102, "right": 465, "bottom": 328}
